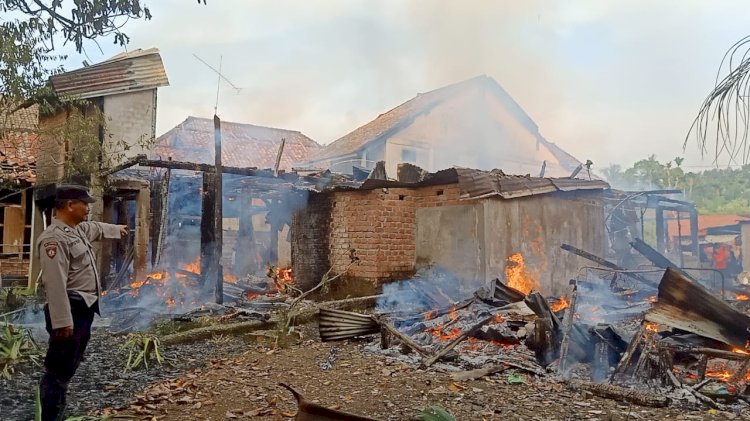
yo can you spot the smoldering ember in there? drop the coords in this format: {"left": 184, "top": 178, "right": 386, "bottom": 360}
{"left": 3, "top": 15, "right": 750, "bottom": 421}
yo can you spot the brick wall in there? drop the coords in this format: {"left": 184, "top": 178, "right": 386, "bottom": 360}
{"left": 292, "top": 183, "right": 465, "bottom": 288}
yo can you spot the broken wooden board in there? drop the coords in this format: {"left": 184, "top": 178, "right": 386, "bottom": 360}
{"left": 645, "top": 267, "right": 750, "bottom": 349}
{"left": 568, "top": 380, "right": 670, "bottom": 408}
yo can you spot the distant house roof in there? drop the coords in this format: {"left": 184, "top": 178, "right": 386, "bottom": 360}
{"left": 152, "top": 116, "right": 322, "bottom": 171}
{"left": 0, "top": 104, "right": 38, "bottom": 186}
{"left": 667, "top": 214, "right": 750, "bottom": 238}
{"left": 50, "top": 48, "right": 169, "bottom": 99}
{"left": 306, "top": 75, "right": 581, "bottom": 172}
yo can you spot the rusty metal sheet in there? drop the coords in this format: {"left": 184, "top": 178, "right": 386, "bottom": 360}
{"left": 645, "top": 267, "right": 750, "bottom": 348}
{"left": 50, "top": 49, "right": 169, "bottom": 99}
{"left": 318, "top": 308, "right": 379, "bottom": 342}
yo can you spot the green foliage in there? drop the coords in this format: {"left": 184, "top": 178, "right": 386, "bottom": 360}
{"left": 120, "top": 333, "right": 170, "bottom": 371}
{"left": 0, "top": 0, "right": 152, "bottom": 104}
{"left": 0, "top": 318, "right": 40, "bottom": 379}
{"left": 603, "top": 157, "right": 750, "bottom": 214}
{"left": 418, "top": 405, "right": 455, "bottom": 421}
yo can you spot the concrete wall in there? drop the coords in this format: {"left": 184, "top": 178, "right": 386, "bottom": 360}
{"left": 415, "top": 204, "right": 484, "bottom": 282}
{"left": 480, "top": 194, "right": 605, "bottom": 295}
{"left": 103, "top": 90, "right": 157, "bottom": 165}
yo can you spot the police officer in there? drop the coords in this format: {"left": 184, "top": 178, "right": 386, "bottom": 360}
{"left": 37, "top": 185, "right": 128, "bottom": 421}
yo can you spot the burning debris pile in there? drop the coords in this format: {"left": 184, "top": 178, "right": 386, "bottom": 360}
{"left": 318, "top": 249, "right": 750, "bottom": 411}
{"left": 101, "top": 257, "right": 296, "bottom": 332}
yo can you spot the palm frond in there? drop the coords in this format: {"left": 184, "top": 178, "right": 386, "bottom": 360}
{"left": 686, "top": 35, "right": 750, "bottom": 165}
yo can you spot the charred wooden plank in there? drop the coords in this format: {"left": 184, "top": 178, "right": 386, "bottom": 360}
{"left": 378, "top": 320, "right": 432, "bottom": 357}
{"left": 646, "top": 268, "right": 750, "bottom": 348}
{"left": 630, "top": 239, "right": 697, "bottom": 282}
{"left": 422, "top": 314, "right": 495, "bottom": 368}
{"left": 558, "top": 280, "right": 579, "bottom": 374}
{"left": 610, "top": 324, "right": 646, "bottom": 382}
{"left": 568, "top": 380, "right": 670, "bottom": 408}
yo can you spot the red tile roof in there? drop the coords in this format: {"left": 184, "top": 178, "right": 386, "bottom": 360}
{"left": 667, "top": 214, "right": 750, "bottom": 237}
{"left": 0, "top": 105, "right": 38, "bottom": 185}
{"left": 152, "top": 117, "right": 321, "bottom": 171}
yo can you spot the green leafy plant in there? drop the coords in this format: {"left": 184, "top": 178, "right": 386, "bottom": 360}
{"left": 119, "top": 333, "right": 170, "bottom": 371}
{"left": 418, "top": 405, "right": 455, "bottom": 421}
{"left": 0, "top": 318, "right": 40, "bottom": 379}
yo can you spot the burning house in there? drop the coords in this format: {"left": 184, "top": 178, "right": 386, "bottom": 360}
{"left": 292, "top": 166, "right": 610, "bottom": 295}
{"left": 149, "top": 116, "right": 322, "bottom": 273}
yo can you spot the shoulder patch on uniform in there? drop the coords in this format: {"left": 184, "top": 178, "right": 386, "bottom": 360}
{"left": 44, "top": 241, "right": 58, "bottom": 259}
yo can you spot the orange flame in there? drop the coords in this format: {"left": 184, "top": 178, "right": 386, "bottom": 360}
{"left": 424, "top": 310, "right": 437, "bottom": 321}
{"left": 448, "top": 305, "right": 458, "bottom": 322}
{"left": 550, "top": 297, "right": 569, "bottom": 312}
{"left": 645, "top": 322, "right": 659, "bottom": 333}
{"left": 732, "top": 347, "right": 750, "bottom": 355}
{"left": 504, "top": 253, "right": 539, "bottom": 295}
{"left": 428, "top": 324, "right": 461, "bottom": 341}
{"left": 273, "top": 267, "right": 294, "bottom": 292}
{"left": 737, "top": 293, "right": 749, "bottom": 301}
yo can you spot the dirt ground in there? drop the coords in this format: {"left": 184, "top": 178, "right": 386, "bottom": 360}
{"left": 95, "top": 327, "right": 747, "bottom": 421}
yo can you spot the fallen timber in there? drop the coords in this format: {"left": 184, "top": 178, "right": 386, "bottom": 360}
{"left": 567, "top": 380, "right": 670, "bottom": 408}
{"left": 560, "top": 243, "right": 659, "bottom": 288}
{"left": 160, "top": 319, "right": 274, "bottom": 346}
{"left": 450, "top": 359, "right": 546, "bottom": 381}
{"left": 421, "top": 314, "right": 496, "bottom": 368}
{"left": 630, "top": 238, "right": 698, "bottom": 283}
{"left": 378, "top": 320, "right": 432, "bottom": 357}
{"left": 557, "top": 279, "right": 578, "bottom": 374}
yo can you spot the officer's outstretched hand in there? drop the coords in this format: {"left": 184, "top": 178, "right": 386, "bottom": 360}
{"left": 118, "top": 225, "right": 129, "bottom": 237}
{"left": 51, "top": 326, "right": 73, "bottom": 341}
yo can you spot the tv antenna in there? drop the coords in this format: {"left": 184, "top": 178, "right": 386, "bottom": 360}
{"left": 192, "top": 53, "right": 243, "bottom": 114}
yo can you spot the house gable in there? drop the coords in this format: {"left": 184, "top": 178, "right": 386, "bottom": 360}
{"left": 308, "top": 75, "right": 582, "bottom": 177}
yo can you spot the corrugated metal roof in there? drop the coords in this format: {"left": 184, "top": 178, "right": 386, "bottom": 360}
{"left": 50, "top": 48, "right": 169, "bottom": 99}
{"left": 453, "top": 167, "right": 608, "bottom": 200}
{"left": 348, "top": 166, "right": 609, "bottom": 199}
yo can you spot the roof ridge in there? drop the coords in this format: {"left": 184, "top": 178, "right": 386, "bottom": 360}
{"left": 184, "top": 116, "right": 304, "bottom": 134}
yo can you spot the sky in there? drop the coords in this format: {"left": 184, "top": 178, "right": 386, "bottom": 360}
{"left": 57, "top": 0, "right": 750, "bottom": 170}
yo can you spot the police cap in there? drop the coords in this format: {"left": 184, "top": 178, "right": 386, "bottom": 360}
{"left": 56, "top": 184, "right": 97, "bottom": 203}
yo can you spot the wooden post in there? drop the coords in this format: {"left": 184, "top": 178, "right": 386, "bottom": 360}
{"left": 273, "top": 138, "right": 286, "bottom": 177}
{"left": 134, "top": 185, "right": 150, "bottom": 280}
{"left": 213, "top": 115, "right": 223, "bottom": 304}
{"left": 558, "top": 279, "right": 578, "bottom": 374}
{"left": 200, "top": 172, "right": 216, "bottom": 288}
{"left": 154, "top": 169, "right": 171, "bottom": 267}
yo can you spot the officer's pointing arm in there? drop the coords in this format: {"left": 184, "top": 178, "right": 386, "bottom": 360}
{"left": 77, "top": 222, "right": 123, "bottom": 242}
{"left": 39, "top": 239, "right": 73, "bottom": 329}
